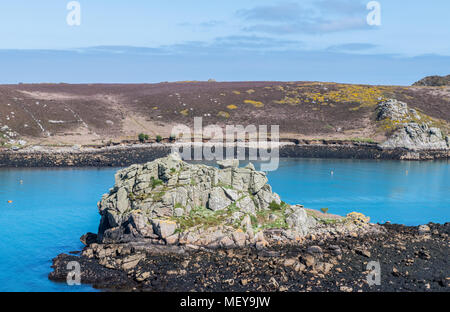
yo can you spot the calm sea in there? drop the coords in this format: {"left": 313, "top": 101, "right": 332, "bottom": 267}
{"left": 0, "top": 158, "right": 448, "bottom": 291}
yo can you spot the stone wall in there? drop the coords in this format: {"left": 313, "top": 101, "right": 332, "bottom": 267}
{"left": 0, "top": 143, "right": 448, "bottom": 168}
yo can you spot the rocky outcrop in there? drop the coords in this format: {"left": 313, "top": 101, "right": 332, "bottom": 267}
{"left": 377, "top": 99, "right": 449, "bottom": 150}
{"left": 96, "top": 153, "right": 323, "bottom": 248}
{"left": 0, "top": 125, "right": 26, "bottom": 149}
{"left": 49, "top": 155, "right": 391, "bottom": 291}
{"left": 382, "top": 123, "right": 449, "bottom": 150}
{"left": 412, "top": 75, "right": 450, "bottom": 87}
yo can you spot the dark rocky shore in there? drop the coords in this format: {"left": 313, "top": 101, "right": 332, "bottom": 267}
{"left": 49, "top": 222, "right": 449, "bottom": 292}
{"left": 0, "top": 142, "right": 448, "bottom": 168}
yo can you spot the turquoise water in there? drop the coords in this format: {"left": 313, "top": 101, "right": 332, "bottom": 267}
{"left": 0, "top": 159, "right": 448, "bottom": 291}
{"left": 0, "top": 168, "right": 116, "bottom": 292}
{"left": 264, "top": 159, "right": 449, "bottom": 225}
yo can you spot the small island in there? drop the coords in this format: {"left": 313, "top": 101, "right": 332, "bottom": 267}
{"left": 49, "top": 154, "right": 449, "bottom": 291}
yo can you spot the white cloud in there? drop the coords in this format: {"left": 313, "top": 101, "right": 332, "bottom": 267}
{"left": 238, "top": 1, "right": 371, "bottom": 34}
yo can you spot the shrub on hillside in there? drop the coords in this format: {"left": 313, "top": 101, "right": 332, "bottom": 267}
{"left": 138, "top": 133, "right": 149, "bottom": 143}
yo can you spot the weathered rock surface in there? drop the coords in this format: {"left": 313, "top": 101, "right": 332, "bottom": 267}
{"left": 96, "top": 153, "right": 320, "bottom": 248}
{"left": 377, "top": 99, "right": 449, "bottom": 150}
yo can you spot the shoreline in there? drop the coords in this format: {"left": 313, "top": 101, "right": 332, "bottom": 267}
{"left": 1, "top": 142, "right": 448, "bottom": 168}
{"left": 49, "top": 222, "right": 450, "bottom": 292}
{"left": 45, "top": 155, "right": 449, "bottom": 292}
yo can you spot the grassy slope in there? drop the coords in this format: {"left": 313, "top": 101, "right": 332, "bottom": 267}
{"left": 0, "top": 81, "right": 449, "bottom": 146}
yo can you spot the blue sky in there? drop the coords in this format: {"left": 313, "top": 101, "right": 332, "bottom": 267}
{"left": 0, "top": 0, "right": 449, "bottom": 84}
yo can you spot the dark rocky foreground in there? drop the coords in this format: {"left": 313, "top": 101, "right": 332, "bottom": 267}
{"left": 49, "top": 223, "right": 449, "bottom": 292}
{"left": 1, "top": 143, "right": 448, "bottom": 168}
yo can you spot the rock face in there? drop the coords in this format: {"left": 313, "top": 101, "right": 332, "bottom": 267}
{"left": 96, "top": 154, "right": 316, "bottom": 247}
{"left": 377, "top": 99, "right": 449, "bottom": 150}
{"left": 0, "top": 125, "right": 23, "bottom": 148}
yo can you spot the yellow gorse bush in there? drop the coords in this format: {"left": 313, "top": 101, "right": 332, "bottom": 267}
{"left": 378, "top": 108, "right": 450, "bottom": 135}
{"left": 217, "top": 111, "right": 230, "bottom": 118}
{"left": 244, "top": 100, "right": 264, "bottom": 108}
{"left": 274, "top": 96, "right": 301, "bottom": 105}
{"left": 269, "top": 84, "right": 393, "bottom": 109}
{"left": 304, "top": 85, "right": 388, "bottom": 109}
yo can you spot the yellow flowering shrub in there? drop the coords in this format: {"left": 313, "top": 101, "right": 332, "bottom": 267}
{"left": 378, "top": 108, "right": 450, "bottom": 135}
{"left": 274, "top": 96, "right": 301, "bottom": 105}
{"left": 217, "top": 111, "right": 230, "bottom": 118}
{"left": 244, "top": 100, "right": 264, "bottom": 108}
{"left": 304, "top": 85, "right": 388, "bottom": 108}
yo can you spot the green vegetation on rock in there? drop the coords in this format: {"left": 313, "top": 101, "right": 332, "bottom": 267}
{"left": 151, "top": 177, "right": 164, "bottom": 188}
{"left": 172, "top": 204, "right": 240, "bottom": 232}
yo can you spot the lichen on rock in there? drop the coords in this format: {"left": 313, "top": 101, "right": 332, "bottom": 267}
{"left": 96, "top": 153, "right": 317, "bottom": 247}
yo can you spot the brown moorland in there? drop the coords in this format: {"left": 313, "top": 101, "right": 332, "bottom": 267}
{"left": 0, "top": 81, "right": 449, "bottom": 146}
